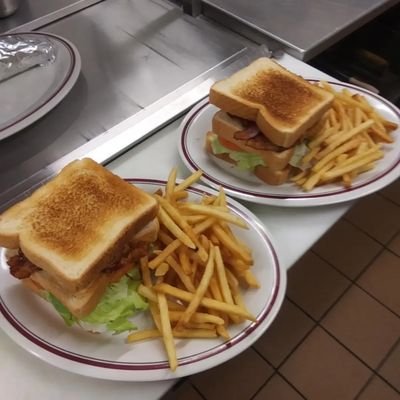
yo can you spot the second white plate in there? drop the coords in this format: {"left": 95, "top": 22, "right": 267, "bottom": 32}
{"left": 179, "top": 81, "right": 400, "bottom": 207}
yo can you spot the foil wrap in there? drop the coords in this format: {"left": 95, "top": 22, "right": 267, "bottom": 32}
{"left": 0, "top": 35, "right": 56, "bottom": 82}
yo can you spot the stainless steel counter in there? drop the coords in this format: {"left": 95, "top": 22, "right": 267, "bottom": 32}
{"left": 0, "top": 0, "right": 103, "bottom": 33}
{"left": 0, "top": 0, "right": 263, "bottom": 210}
{"left": 201, "top": 0, "right": 399, "bottom": 60}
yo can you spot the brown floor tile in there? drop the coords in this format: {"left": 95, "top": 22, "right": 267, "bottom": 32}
{"left": 357, "top": 250, "right": 400, "bottom": 315}
{"left": 321, "top": 286, "right": 400, "bottom": 368}
{"left": 357, "top": 376, "right": 400, "bottom": 400}
{"left": 287, "top": 251, "right": 351, "bottom": 320}
{"left": 345, "top": 193, "right": 400, "bottom": 244}
{"left": 379, "top": 341, "right": 400, "bottom": 392}
{"left": 162, "top": 380, "right": 203, "bottom": 400}
{"left": 190, "top": 347, "right": 273, "bottom": 400}
{"left": 380, "top": 178, "right": 400, "bottom": 206}
{"left": 280, "top": 326, "right": 371, "bottom": 400}
{"left": 312, "top": 219, "right": 382, "bottom": 280}
{"left": 253, "top": 299, "right": 314, "bottom": 367}
{"left": 388, "top": 231, "right": 400, "bottom": 257}
{"left": 253, "top": 374, "right": 303, "bottom": 400}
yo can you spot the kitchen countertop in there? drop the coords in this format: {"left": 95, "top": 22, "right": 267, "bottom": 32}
{"left": 1, "top": 53, "right": 354, "bottom": 399}
{"left": 202, "top": 0, "right": 399, "bottom": 60}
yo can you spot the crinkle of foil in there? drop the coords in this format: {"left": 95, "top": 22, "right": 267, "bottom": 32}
{"left": 0, "top": 35, "right": 56, "bottom": 82}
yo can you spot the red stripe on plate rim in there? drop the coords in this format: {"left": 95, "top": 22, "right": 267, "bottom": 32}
{"left": 0, "top": 179, "right": 281, "bottom": 371}
{"left": 0, "top": 32, "right": 76, "bottom": 133}
{"left": 181, "top": 81, "right": 400, "bottom": 199}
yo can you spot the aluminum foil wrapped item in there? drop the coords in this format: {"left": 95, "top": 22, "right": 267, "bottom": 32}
{"left": 0, "top": 35, "right": 56, "bottom": 82}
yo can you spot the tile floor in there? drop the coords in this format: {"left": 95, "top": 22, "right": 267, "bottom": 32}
{"left": 162, "top": 178, "right": 400, "bottom": 400}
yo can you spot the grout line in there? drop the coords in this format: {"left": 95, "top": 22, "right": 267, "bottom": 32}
{"left": 248, "top": 369, "right": 276, "bottom": 400}
{"left": 353, "top": 373, "right": 377, "bottom": 400}
{"left": 354, "top": 284, "right": 400, "bottom": 319}
{"left": 290, "top": 257, "right": 353, "bottom": 323}
{"left": 343, "top": 214, "right": 400, "bottom": 247}
{"left": 311, "top": 241, "right": 400, "bottom": 320}
{"left": 275, "top": 370, "right": 309, "bottom": 399}
{"left": 284, "top": 295, "right": 400, "bottom": 395}
{"left": 353, "top": 336, "right": 400, "bottom": 398}
{"left": 374, "top": 336, "right": 400, "bottom": 376}
{"left": 252, "top": 298, "right": 316, "bottom": 372}
{"left": 318, "top": 324, "right": 400, "bottom": 395}
{"left": 378, "top": 190, "right": 400, "bottom": 208}
{"left": 188, "top": 379, "right": 207, "bottom": 399}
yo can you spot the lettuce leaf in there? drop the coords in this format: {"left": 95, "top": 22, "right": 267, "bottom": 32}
{"left": 46, "top": 269, "right": 148, "bottom": 334}
{"left": 289, "top": 141, "right": 310, "bottom": 170}
{"left": 210, "top": 135, "right": 266, "bottom": 170}
{"left": 46, "top": 293, "right": 77, "bottom": 327}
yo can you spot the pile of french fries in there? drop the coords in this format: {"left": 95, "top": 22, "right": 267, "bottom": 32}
{"left": 127, "top": 169, "right": 259, "bottom": 371}
{"left": 291, "top": 81, "right": 398, "bottom": 191}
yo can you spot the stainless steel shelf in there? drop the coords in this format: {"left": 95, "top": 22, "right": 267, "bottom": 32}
{"left": 0, "top": 0, "right": 103, "bottom": 33}
{"left": 200, "top": 0, "right": 399, "bottom": 60}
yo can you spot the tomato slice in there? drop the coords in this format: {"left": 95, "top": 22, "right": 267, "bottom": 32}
{"left": 219, "top": 136, "right": 243, "bottom": 152}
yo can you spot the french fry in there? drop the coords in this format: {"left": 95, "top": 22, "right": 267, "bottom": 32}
{"left": 138, "top": 284, "right": 184, "bottom": 311}
{"left": 157, "top": 291, "right": 178, "bottom": 371}
{"left": 178, "top": 248, "right": 192, "bottom": 275}
{"left": 172, "top": 329, "right": 217, "bottom": 338}
{"left": 127, "top": 329, "right": 161, "bottom": 343}
{"left": 180, "top": 203, "right": 248, "bottom": 229}
{"left": 303, "top": 160, "right": 335, "bottom": 191}
{"left": 154, "top": 283, "right": 256, "bottom": 321}
{"left": 168, "top": 311, "right": 225, "bottom": 325}
{"left": 176, "top": 245, "right": 216, "bottom": 328}
{"left": 166, "top": 167, "right": 177, "bottom": 200}
{"left": 129, "top": 169, "right": 259, "bottom": 372}
{"left": 212, "top": 224, "right": 253, "bottom": 265}
{"left": 322, "top": 150, "right": 384, "bottom": 180}
{"left": 149, "top": 218, "right": 215, "bottom": 269}
{"left": 174, "top": 170, "right": 203, "bottom": 192}
{"left": 291, "top": 81, "right": 397, "bottom": 192}
{"left": 155, "top": 194, "right": 208, "bottom": 262}
{"left": 155, "top": 262, "right": 169, "bottom": 277}
{"left": 158, "top": 207, "right": 196, "bottom": 249}
{"left": 166, "top": 255, "right": 196, "bottom": 293}
{"left": 312, "top": 139, "right": 361, "bottom": 172}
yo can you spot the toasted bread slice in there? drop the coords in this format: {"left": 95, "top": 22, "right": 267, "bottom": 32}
{"left": 27, "top": 269, "right": 110, "bottom": 319}
{"left": 209, "top": 58, "right": 334, "bottom": 148}
{"left": 205, "top": 131, "right": 291, "bottom": 185}
{"left": 0, "top": 159, "right": 158, "bottom": 292}
{"left": 21, "top": 217, "right": 159, "bottom": 319}
{"left": 212, "top": 111, "right": 294, "bottom": 171}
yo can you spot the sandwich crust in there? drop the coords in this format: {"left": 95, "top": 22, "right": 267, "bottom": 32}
{"left": 209, "top": 58, "right": 334, "bottom": 148}
{"left": 233, "top": 70, "right": 324, "bottom": 127}
{"left": 0, "top": 158, "right": 158, "bottom": 292}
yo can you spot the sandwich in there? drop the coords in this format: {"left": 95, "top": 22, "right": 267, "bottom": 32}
{"left": 205, "top": 110, "right": 294, "bottom": 185}
{"left": 0, "top": 158, "right": 159, "bottom": 333}
{"left": 206, "top": 58, "right": 334, "bottom": 184}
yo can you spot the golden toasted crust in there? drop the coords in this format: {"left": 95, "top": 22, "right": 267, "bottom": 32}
{"left": 0, "top": 158, "right": 158, "bottom": 292}
{"left": 233, "top": 70, "right": 324, "bottom": 127}
{"left": 209, "top": 58, "right": 334, "bottom": 148}
{"left": 25, "top": 161, "right": 152, "bottom": 259}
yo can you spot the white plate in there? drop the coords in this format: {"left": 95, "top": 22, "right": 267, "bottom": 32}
{"left": 0, "top": 32, "right": 81, "bottom": 141}
{"left": 0, "top": 179, "right": 285, "bottom": 381}
{"left": 179, "top": 81, "right": 400, "bottom": 207}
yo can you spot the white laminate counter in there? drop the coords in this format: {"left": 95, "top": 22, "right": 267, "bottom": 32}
{"left": 1, "top": 54, "right": 353, "bottom": 400}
